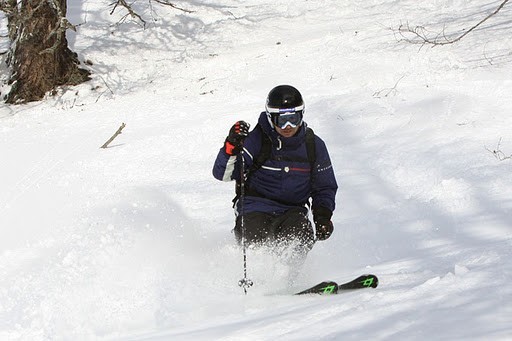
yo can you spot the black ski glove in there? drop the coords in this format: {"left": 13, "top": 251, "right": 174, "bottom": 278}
{"left": 313, "top": 206, "right": 334, "bottom": 241}
{"left": 224, "top": 121, "right": 250, "bottom": 156}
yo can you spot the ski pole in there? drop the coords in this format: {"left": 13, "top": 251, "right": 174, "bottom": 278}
{"left": 238, "top": 151, "right": 253, "bottom": 294}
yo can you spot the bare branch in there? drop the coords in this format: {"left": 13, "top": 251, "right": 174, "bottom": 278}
{"left": 151, "top": 0, "right": 194, "bottom": 13}
{"left": 101, "top": 123, "right": 126, "bottom": 149}
{"left": 108, "top": 0, "right": 194, "bottom": 27}
{"left": 397, "top": 0, "right": 510, "bottom": 46}
{"left": 485, "top": 138, "right": 512, "bottom": 161}
{"left": 373, "top": 75, "right": 406, "bottom": 98}
{"left": 110, "top": 0, "right": 147, "bottom": 28}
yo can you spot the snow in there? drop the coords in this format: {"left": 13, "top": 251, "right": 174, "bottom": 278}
{"left": 1, "top": 0, "right": 512, "bottom": 339}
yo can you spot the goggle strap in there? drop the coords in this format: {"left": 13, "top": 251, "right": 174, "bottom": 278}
{"left": 265, "top": 104, "right": 305, "bottom": 113}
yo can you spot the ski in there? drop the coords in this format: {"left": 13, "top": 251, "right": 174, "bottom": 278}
{"left": 295, "top": 274, "right": 378, "bottom": 295}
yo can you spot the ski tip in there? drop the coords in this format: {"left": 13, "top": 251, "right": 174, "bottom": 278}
{"left": 358, "top": 274, "right": 379, "bottom": 288}
{"left": 336, "top": 274, "right": 379, "bottom": 291}
{"left": 295, "top": 274, "right": 379, "bottom": 295}
{"left": 368, "top": 274, "right": 379, "bottom": 288}
{"left": 295, "top": 281, "right": 339, "bottom": 295}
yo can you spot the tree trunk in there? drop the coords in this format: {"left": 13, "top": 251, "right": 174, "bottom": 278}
{"left": 2, "top": 0, "right": 18, "bottom": 41}
{"left": 5, "top": 0, "right": 90, "bottom": 104}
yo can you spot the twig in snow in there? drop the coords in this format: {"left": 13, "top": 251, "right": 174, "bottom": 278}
{"left": 152, "top": 0, "right": 194, "bottom": 13}
{"left": 485, "top": 137, "right": 512, "bottom": 161}
{"left": 396, "top": 0, "right": 510, "bottom": 47}
{"left": 101, "top": 123, "right": 126, "bottom": 149}
{"left": 373, "top": 75, "right": 406, "bottom": 98}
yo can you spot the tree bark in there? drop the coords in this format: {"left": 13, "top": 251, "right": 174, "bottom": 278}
{"left": 5, "top": 0, "right": 90, "bottom": 104}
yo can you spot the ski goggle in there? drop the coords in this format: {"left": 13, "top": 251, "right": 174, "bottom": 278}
{"left": 267, "top": 108, "right": 304, "bottom": 129}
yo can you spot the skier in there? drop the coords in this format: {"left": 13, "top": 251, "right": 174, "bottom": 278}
{"left": 212, "top": 85, "right": 338, "bottom": 258}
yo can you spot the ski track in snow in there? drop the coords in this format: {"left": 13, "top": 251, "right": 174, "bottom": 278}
{"left": 1, "top": 0, "right": 512, "bottom": 340}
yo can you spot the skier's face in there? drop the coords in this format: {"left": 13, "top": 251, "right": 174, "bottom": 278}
{"left": 275, "top": 124, "right": 299, "bottom": 138}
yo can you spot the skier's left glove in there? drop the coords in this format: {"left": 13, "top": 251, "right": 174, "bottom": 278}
{"left": 313, "top": 206, "right": 334, "bottom": 241}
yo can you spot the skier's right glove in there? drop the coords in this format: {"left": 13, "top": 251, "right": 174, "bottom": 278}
{"left": 313, "top": 206, "right": 334, "bottom": 241}
{"left": 224, "top": 121, "right": 250, "bottom": 156}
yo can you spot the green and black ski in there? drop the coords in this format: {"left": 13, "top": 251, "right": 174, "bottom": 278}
{"left": 295, "top": 274, "right": 378, "bottom": 295}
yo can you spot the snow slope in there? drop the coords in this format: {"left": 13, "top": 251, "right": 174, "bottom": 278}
{"left": 1, "top": 0, "right": 512, "bottom": 339}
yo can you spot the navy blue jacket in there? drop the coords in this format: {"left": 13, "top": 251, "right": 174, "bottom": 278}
{"left": 213, "top": 112, "right": 338, "bottom": 215}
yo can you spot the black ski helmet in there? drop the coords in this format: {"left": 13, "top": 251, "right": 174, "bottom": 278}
{"left": 265, "top": 85, "right": 305, "bottom": 128}
{"left": 266, "top": 85, "right": 304, "bottom": 111}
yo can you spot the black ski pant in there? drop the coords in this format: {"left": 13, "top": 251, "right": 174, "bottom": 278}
{"left": 234, "top": 207, "right": 315, "bottom": 251}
